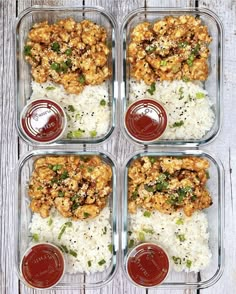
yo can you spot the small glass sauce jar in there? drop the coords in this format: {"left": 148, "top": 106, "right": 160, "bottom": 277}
{"left": 125, "top": 99, "right": 168, "bottom": 143}
{"left": 20, "top": 243, "right": 65, "bottom": 289}
{"left": 126, "top": 243, "right": 170, "bottom": 287}
{"left": 20, "top": 99, "right": 66, "bottom": 144}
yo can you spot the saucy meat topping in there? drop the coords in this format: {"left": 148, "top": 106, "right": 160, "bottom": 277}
{"left": 128, "top": 156, "right": 212, "bottom": 217}
{"left": 24, "top": 18, "right": 111, "bottom": 94}
{"left": 28, "top": 155, "right": 112, "bottom": 220}
{"left": 128, "top": 15, "right": 212, "bottom": 84}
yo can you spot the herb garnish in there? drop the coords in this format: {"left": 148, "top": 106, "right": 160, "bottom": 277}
{"left": 147, "top": 82, "right": 156, "bottom": 95}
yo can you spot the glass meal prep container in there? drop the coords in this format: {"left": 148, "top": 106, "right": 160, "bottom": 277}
{"left": 15, "top": 150, "right": 118, "bottom": 290}
{"left": 122, "top": 150, "right": 224, "bottom": 290}
{"left": 15, "top": 6, "right": 118, "bottom": 145}
{"left": 121, "top": 8, "right": 223, "bottom": 146}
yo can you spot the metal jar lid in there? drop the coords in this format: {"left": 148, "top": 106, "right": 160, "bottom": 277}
{"left": 20, "top": 99, "right": 66, "bottom": 144}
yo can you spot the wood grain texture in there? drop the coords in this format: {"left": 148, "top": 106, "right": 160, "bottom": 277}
{"left": 0, "top": 0, "right": 235, "bottom": 293}
{"left": 0, "top": 1, "right": 19, "bottom": 294}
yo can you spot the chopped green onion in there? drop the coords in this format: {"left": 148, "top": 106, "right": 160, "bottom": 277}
{"left": 172, "top": 120, "right": 184, "bottom": 128}
{"left": 51, "top": 42, "right": 60, "bottom": 53}
{"left": 60, "top": 171, "right": 69, "bottom": 180}
{"left": 60, "top": 244, "right": 69, "bottom": 253}
{"left": 50, "top": 62, "right": 61, "bottom": 72}
{"left": 142, "top": 228, "right": 154, "bottom": 234}
{"left": 24, "top": 45, "right": 32, "bottom": 56}
{"left": 146, "top": 45, "right": 156, "bottom": 53}
{"left": 206, "top": 171, "right": 210, "bottom": 179}
{"left": 60, "top": 61, "right": 68, "bottom": 73}
{"left": 191, "top": 195, "right": 197, "bottom": 202}
{"left": 46, "top": 86, "right": 56, "bottom": 90}
{"left": 65, "top": 221, "right": 72, "bottom": 227}
{"left": 149, "top": 157, "right": 156, "bottom": 164}
{"left": 37, "top": 186, "right": 43, "bottom": 190}
{"left": 98, "top": 259, "right": 106, "bottom": 266}
{"left": 58, "top": 222, "right": 72, "bottom": 240}
{"left": 186, "top": 259, "right": 192, "bottom": 268}
{"left": 90, "top": 130, "right": 97, "bottom": 137}
{"left": 128, "top": 231, "right": 132, "bottom": 236}
{"left": 143, "top": 211, "right": 151, "bottom": 217}
{"left": 192, "top": 44, "right": 200, "bottom": 55}
{"left": 156, "top": 181, "right": 169, "bottom": 191}
{"left": 128, "top": 239, "right": 134, "bottom": 248}
{"left": 68, "top": 105, "right": 75, "bottom": 112}
{"left": 87, "top": 167, "right": 94, "bottom": 172}
{"left": 131, "top": 190, "right": 138, "bottom": 200}
{"left": 48, "top": 164, "right": 53, "bottom": 169}
{"left": 67, "top": 130, "right": 84, "bottom": 139}
{"left": 177, "top": 234, "right": 186, "bottom": 242}
{"left": 83, "top": 212, "right": 90, "bottom": 219}
{"left": 51, "top": 178, "right": 59, "bottom": 185}
{"left": 187, "top": 54, "right": 195, "bottom": 67}
{"left": 71, "top": 194, "right": 79, "bottom": 201}
{"left": 72, "top": 202, "right": 80, "bottom": 210}
{"left": 176, "top": 218, "right": 184, "bottom": 225}
{"left": 182, "top": 76, "right": 190, "bottom": 82}
{"left": 65, "top": 48, "right": 72, "bottom": 56}
{"left": 138, "top": 232, "right": 145, "bottom": 241}
{"left": 78, "top": 74, "right": 85, "bottom": 84}
{"left": 69, "top": 249, "right": 77, "bottom": 257}
{"left": 52, "top": 164, "right": 62, "bottom": 171}
{"left": 196, "top": 92, "right": 205, "bottom": 99}
{"left": 160, "top": 60, "right": 167, "bottom": 66}
{"left": 32, "top": 233, "right": 39, "bottom": 242}
{"left": 179, "top": 87, "right": 184, "bottom": 99}
{"left": 66, "top": 58, "right": 72, "bottom": 67}
{"left": 75, "top": 113, "right": 80, "bottom": 120}
{"left": 100, "top": 99, "right": 106, "bottom": 106}
{"left": 147, "top": 82, "right": 156, "bottom": 95}
{"left": 48, "top": 218, "right": 53, "bottom": 226}
{"left": 144, "top": 184, "right": 154, "bottom": 193}
{"left": 103, "top": 226, "right": 107, "bottom": 235}
{"left": 108, "top": 244, "right": 113, "bottom": 252}
{"left": 88, "top": 260, "right": 92, "bottom": 267}
{"left": 58, "top": 191, "right": 65, "bottom": 197}
{"left": 172, "top": 256, "right": 182, "bottom": 265}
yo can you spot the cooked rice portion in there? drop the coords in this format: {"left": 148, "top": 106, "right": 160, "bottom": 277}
{"left": 30, "top": 81, "right": 111, "bottom": 139}
{"left": 128, "top": 208, "right": 212, "bottom": 272}
{"left": 129, "top": 79, "right": 215, "bottom": 140}
{"left": 29, "top": 206, "right": 113, "bottom": 274}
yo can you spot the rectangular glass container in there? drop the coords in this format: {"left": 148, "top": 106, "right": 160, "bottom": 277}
{"left": 15, "top": 6, "right": 118, "bottom": 145}
{"left": 15, "top": 149, "right": 118, "bottom": 290}
{"left": 121, "top": 150, "right": 224, "bottom": 290}
{"left": 121, "top": 8, "right": 223, "bottom": 146}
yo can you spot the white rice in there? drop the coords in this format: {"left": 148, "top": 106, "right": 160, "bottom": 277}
{"left": 30, "top": 81, "right": 111, "bottom": 139}
{"left": 29, "top": 207, "right": 112, "bottom": 274}
{"left": 129, "top": 208, "right": 212, "bottom": 272}
{"left": 129, "top": 80, "right": 215, "bottom": 140}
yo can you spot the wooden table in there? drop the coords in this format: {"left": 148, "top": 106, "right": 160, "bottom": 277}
{"left": 1, "top": 0, "right": 235, "bottom": 293}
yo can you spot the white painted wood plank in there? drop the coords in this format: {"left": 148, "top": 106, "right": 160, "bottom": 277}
{"left": 1, "top": 0, "right": 235, "bottom": 294}
{"left": 194, "top": 1, "right": 236, "bottom": 293}
{"left": 0, "top": 1, "right": 20, "bottom": 293}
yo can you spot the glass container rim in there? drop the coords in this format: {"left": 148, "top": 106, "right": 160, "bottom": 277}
{"left": 121, "top": 149, "right": 225, "bottom": 290}
{"left": 14, "top": 149, "right": 119, "bottom": 290}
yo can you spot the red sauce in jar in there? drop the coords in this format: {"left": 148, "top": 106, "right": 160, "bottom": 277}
{"left": 125, "top": 99, "right": 167, "bottom": 143}
{"left": 126, "top": 243, "right": 169, "bottom": 287}
{"left": 20, "top": 99, "right": 66, "bottom": 143}
{"left": 21, "top": 243, "right": 65, "bottom": 289}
